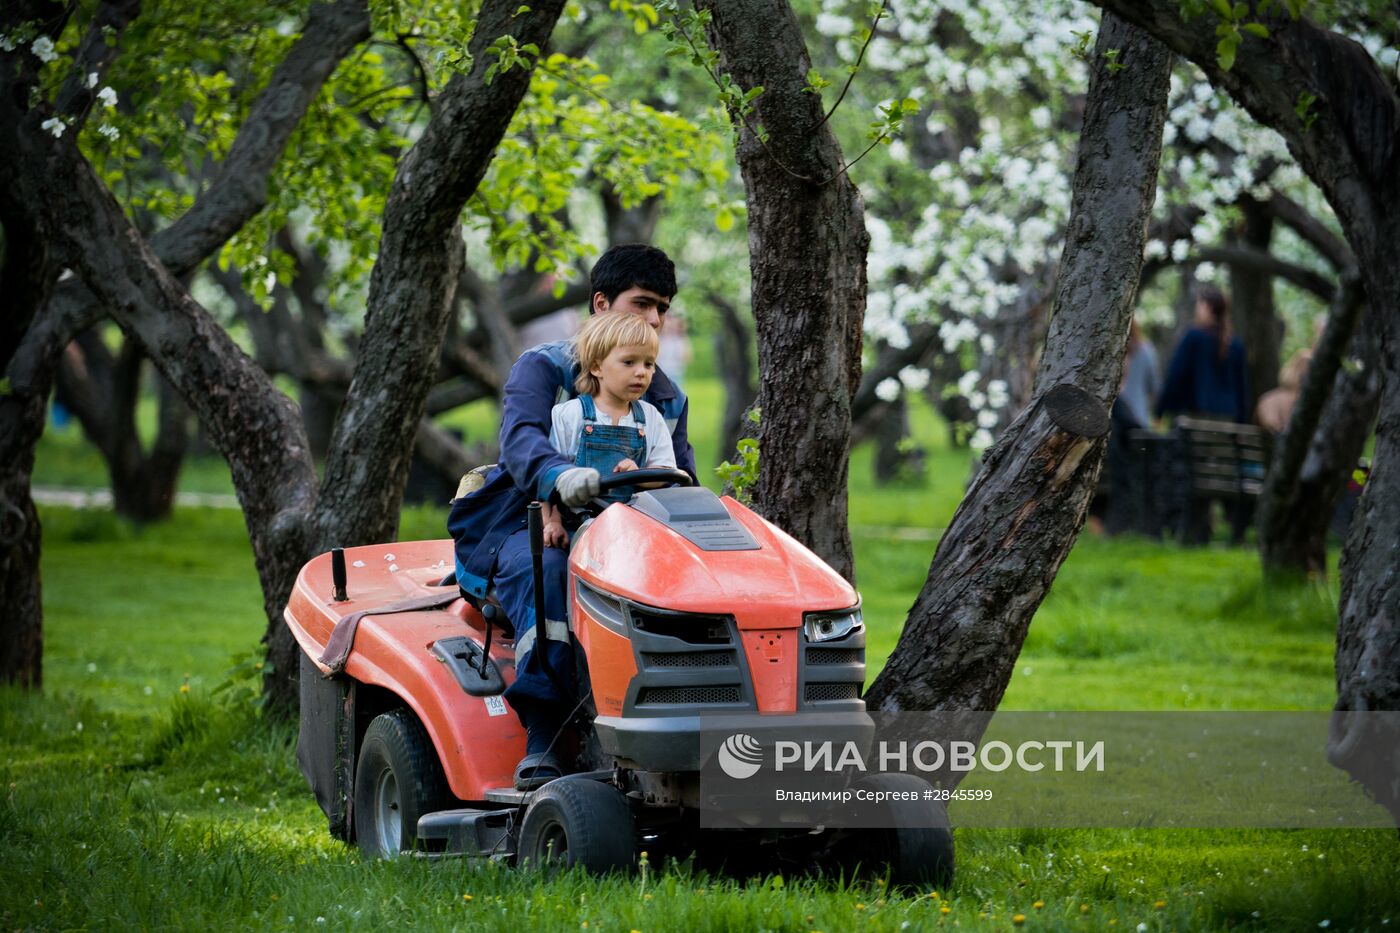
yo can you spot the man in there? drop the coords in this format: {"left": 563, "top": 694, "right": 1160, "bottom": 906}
{"left": 448, "top": 243, "right": 696, "bottom": 788}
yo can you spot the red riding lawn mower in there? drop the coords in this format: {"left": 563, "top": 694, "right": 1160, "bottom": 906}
{"left": 287, "top": 469, "right": 954, "bottom": 884}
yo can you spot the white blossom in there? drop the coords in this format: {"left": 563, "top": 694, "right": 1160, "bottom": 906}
{"left": 976, "top": 409, "right": 999, "bottom": 429}
{"left": 897, "top": 365, "right": 930, "bottom": 392}
{"left": 874, "top": 378, "right": 901, "bottom": 403}
{"left": 97, "top": 123, "right": 120, "bottom": 140}
{"left": 97, "top": 86, "right": 118, "bottom": 108}
{"left": 30, "top": 36, "right": 57, "bottom": 63}
{"left": 957, "top": 370, "right": 981, "bottom": 396}
{"left": 986, "top": 379, "right": 1010, "bottom": 408}
{"left": 86, "top": 71, "right": 99, "bottom": 89}
{"left": 40, "top": 116, "right": 66, "bottom": 138}
{"left": 0, "top": 35, "right": 18, "bottom": 52}
{"left": 971, "top": 428, "right": 994, "bottom": 450}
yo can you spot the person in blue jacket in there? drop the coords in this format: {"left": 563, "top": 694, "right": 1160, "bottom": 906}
{"left": 448, "top": 244, "right": 697, "bottom": 788}
{"left": 1156, "top": 285, "right": 1250, "bottom": 424}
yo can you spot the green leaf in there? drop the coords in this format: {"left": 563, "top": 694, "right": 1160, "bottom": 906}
{"left": 1217, "top": 32, "right": 1238, "bottom": 70}
{"left": 1242, "top": 21, "right": 1269, "bottom": 37}
{"left": 714, "top": 207, "right": 734, "bottom": 232}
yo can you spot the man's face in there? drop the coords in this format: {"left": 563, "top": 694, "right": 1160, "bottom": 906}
{"left": 592, "top": 286, "right": 670, "bottom": 332}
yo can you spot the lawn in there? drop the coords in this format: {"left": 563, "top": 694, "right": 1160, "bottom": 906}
{"left": 7, "top": 381, "right": 1398, "bottom": 931}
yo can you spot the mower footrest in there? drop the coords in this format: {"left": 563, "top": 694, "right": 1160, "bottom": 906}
{"left": 417, "top": 808, "right": 515, "bottom": 858}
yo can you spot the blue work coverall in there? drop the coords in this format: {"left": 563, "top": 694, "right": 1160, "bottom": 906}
{"left": 447, "top": 339, "right": 697, "bottom": 722}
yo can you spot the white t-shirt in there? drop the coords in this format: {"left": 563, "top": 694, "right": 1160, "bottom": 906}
{"left": 549, "top": 397, "right": 677, "bottom": 470}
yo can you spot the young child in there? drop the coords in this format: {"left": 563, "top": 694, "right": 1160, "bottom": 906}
{"left": 538, "top": 311, "right": 677, "bottom": 547}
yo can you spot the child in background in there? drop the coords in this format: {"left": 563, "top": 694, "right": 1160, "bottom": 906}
{"left": 538, "top": 312, "right": 677, "bottom": 547}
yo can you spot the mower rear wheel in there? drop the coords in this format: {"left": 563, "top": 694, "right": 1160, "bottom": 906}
{"left": 843, "top": 773, "right": 955, "bottom": 888}
{"left": 518, "top": 779, "right": 636, "bottom": 873}
{"left": 354, "top": 709, "right": 451, "bottom": 858}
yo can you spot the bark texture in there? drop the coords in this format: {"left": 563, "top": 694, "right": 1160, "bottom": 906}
{"left": 697, "top": 0, "right": 868, "bottom": 582}
{"left": 866, "top": 16, "right": 1171, "bottom": 713}
{"left": 1092, "top": 0, "right": 1400, "bottom": 824}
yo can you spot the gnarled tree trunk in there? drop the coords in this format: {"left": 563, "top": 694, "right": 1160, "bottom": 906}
{"left": 696, "top": 0, "right": 868, "bottom": 582}
{"left": 867, "top": 15, "right": 1172, "bottom": 713}
{"left": 1092, "top": 0, "right": 1400, "bottom": 826}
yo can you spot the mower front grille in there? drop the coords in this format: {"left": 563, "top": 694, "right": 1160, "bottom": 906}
{"left": 637, "top": 685, "right": 743, "bottom": 705}
{"left": 805, "top": 682, "right": 861, "bottom": 702}
{"left": 642, "top": 650, "right": 736, "bottom": 669}
{"left": 806, "top": 647, "right": 862, "bottom": 665}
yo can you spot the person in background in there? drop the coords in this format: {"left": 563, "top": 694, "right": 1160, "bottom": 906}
{"left": 1156, "top": 285, "right": 1250, "bottom": 424}
{"left": 1117, "top": 318, "right": 1160, "bottom": 429}
{"left": 1255, "top": 348, "right": 1312, "bottom": 434}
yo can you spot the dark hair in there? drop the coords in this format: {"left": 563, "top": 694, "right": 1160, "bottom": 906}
{"left": 589, "top": 244, "right": 677, "bottom": 305}
{"left": 1197, "top": 284, "right": 1231, "bottom": 359}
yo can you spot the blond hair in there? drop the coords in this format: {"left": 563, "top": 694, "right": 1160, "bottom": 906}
{"left": 573, "top": 312, "right": 659, "bottom": 395}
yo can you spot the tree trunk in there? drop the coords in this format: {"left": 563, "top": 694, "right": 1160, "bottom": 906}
{"left": 268, "top": 0, "right": 570, "bottom": 712}
{"left": 0, "top": 0, "right": 372, "bottom": 690}
{"left": 1090, "top": 0, "right": 1400, "bottom": 826}
{"left": 696, "top": 0, "right": 867, "bottom": 582}
{"left": 57, "top": 333, "right": 190, "bottom": 523}
{"left": 1229, "top": 197, "right": 1281, "bottom": 411}
{"left": 707, "top": 290, "right": 757, "bottom": 461}
{"left": 1, "top": 0, "right": 564, "bottom": 718}
{"left": 1257, "top": 274, "right": 1369, "bottom": 577}
{"left": 867, "top": 15, "right": 1171, "bottom": 713}
{"left": 0, "top": 213, "right": 56, "bottom": 688}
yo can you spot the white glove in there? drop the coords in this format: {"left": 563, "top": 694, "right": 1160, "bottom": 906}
{"left": 556, "top": 467, "right": 601, "bottom": 507}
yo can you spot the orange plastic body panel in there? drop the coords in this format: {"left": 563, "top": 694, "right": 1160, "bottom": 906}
{"left": 571, "top": 585, "right": 638, "bottom": 717}
{"left": 569, "top": 495, "right": 857, "bottom": 625}
{"left": 284, "top": 541, "right": 523, "bottom": 801}
{"left": 741, "top": 629, "right": 798, "bottom": 712}
{"left": 570, "top": 494, "right": 857, "bottom": 714}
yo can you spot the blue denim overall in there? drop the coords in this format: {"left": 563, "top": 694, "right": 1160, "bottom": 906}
{"left": 576, "top": 394, "right": 648, "bottom": 503}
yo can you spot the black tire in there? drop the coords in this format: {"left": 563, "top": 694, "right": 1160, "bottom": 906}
{"left": 843, "top": 773, "right": 955, "bottom": 888}
{"left": 353, "top": 709, "right": 451, "bottom": 858}
{"left": 517, "top": 779, "right": 636, "bottom": 873}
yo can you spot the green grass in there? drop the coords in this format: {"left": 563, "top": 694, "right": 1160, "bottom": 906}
{"left": 12, "top": 381, "right": 1400, "bottom": 931}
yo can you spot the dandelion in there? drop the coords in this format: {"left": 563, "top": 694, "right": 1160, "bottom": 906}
{"left": 1154, "top": 900, "right": 1166, "bottom": 909}
{"left": 462, "top": 894, "right": 473, "bottom": 902}
{"left": 180, "top": 684, "right": 190, "bottom": 694}
{"left": 41, "top": 117, "right": 66, "bottom": 138}
{"left": 855, "top": 903, "right": 866, "bottom": 911}
{"left": 940, "top": 905, "right": 951, "bottom": 915}
{"left": 1081, "top": 904, "right": 1090, "bottom": 912}
{"left": 97, "top": 86, "right": 117, "bottom": 107}
{"left": 31, "top": 36, "right": 58, "bottom": 63}
{"left": 643, "top": 893, "right": 652, "bottom": 901}
{"left": 1033, "top": 901, "right": 1045, "bottom": 909}
{"left": 1012, "top": 915, "right": 1026, "bottom": 925}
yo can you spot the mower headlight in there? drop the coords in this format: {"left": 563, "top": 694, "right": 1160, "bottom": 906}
{"left": 803, "top": 609, "right": 862, "bottom": 643}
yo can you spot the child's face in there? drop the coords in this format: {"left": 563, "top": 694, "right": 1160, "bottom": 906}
{"left": 591, "top": 344, "right": 656, "bottom": 403}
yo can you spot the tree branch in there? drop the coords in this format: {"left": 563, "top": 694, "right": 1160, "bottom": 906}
{"left": 53, "top": 0, "right": 140, "bottom": 127}
{"left": 1193, "top": 244, "right": 1337, "bottom": 300}
{"left": 1263, "top": 191, "right": 1354, "bottom": 271}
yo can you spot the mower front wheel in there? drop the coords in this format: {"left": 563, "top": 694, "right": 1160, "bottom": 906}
{"left": 353, "top": 709, "right": 451, "bottom": 859}
{"left": 843, "top": 773, "right": 955, "bottom": 888}
{"left": 518, "top": 779, "right": 636, "bottom": 873}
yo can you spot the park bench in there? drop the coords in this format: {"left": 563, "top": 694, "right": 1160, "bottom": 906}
{"left": 1111, "top": 417, "right": 1270, "bottom": 544}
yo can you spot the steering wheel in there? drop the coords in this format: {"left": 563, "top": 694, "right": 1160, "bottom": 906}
{"left": 596, "top": 467, "right": 695, "bottom": 494}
